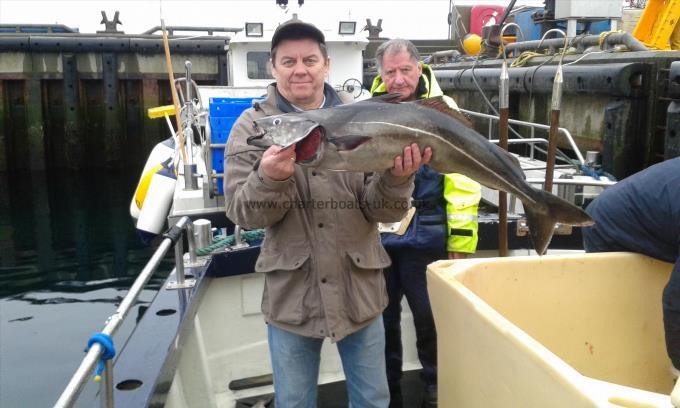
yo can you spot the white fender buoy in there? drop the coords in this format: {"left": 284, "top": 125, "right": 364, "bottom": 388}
{"left": 130, "top": 137, "right": 175, "bottom": 219}
{"left": 135, "top": 158, "right": 176, "bottom": 244}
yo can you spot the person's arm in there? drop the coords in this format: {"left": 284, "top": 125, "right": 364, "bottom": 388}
{"left": 223, "top": 114, "right": 295, "bottom": 229}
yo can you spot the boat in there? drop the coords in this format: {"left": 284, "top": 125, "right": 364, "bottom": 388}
{"left": 56, "top": 0, "right": 680, "bottom": 406}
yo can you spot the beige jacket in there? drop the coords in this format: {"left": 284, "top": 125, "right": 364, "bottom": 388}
{"left": 223, "top": 84, "right": 414, "bottom": 341}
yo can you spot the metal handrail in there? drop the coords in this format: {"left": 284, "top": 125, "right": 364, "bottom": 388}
{"left": 525, "top": 178, "right": 616, "bottom": 187}
{"left": 460, "top": 108, "right": 586, "bottom": 165}
{"left": 54, "top": 216, "right": 192, "bottom": 408}
{"left": 141, "top": 25, "right": 242, "bottom": 35}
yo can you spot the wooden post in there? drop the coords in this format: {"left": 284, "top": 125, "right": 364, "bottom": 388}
{"left": 63, "top": 53, "right": 83, "bottom": 169}
{"left": 25, "top": 78, "right": 46, "bottom": 171}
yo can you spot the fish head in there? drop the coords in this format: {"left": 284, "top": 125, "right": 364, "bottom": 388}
{"left": 248, "top": 114, "right": 320, "bottom": 149}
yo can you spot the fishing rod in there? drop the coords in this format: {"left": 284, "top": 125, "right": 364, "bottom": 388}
{"left": 161, "top": 19, "right": 188, "bottom": 166}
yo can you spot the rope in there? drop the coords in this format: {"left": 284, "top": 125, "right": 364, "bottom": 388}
{"left": 510, "top": 51, "right": 545, "bottom": 67}
{"left": 87, "top": 333, "right": 116, "bottom": 382}
{"left": 196, "top": 229, "right": 265, "bottom": 256}
{"left": 598, "top": 30, "right": 626, "bottom": 49}
{"left": 579, "top": 164, "right": 617, "bottom": 181}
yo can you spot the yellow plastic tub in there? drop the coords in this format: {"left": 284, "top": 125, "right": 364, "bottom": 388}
{"left": 428, "top": 252, "right": 676, "bottom": 407}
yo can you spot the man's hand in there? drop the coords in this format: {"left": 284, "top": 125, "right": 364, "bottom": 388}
{"left": 261, "top": 144, "right": 296, "bottom": 181}
{"left": 390, "top": 143, "right": 432, "bottom": 178}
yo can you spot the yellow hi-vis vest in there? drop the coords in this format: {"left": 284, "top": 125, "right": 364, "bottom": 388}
{"left": 444, "top": 173, "right": 481, "bottom": 253}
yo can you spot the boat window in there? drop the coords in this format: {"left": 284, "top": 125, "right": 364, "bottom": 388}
{"left": 247, "top": 52, "right": 273, "bottom": 79}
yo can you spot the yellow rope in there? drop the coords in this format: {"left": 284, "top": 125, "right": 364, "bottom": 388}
{"left": 510, "top": 51, "right": 545, "bottom": 67}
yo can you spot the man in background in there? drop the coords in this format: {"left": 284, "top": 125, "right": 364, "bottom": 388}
{"left": 370, "top": 38, "right": 482, "bottom": 408}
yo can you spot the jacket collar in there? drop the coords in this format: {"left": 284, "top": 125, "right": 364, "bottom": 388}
{"left": 271, "top": 83, "right": 345, "bottom": 113}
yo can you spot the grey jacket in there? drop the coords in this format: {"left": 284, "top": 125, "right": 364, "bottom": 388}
{"left": 223, "top": 84, "right": 415, "bottom": 341}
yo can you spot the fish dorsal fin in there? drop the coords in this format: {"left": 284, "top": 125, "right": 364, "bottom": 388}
{"left": 412, "top": 96, "right": 474, "bottom": 128}
{"left": 359, "top": 93, "right": 403, "bottom": 103}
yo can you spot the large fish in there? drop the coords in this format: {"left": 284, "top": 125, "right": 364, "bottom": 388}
{"left": 247, "top": 95, "right": 593, "bottom": 254}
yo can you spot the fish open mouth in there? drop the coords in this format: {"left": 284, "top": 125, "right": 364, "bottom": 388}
{"left": 246, "top": 122, "right": 269, "bottom": 148}
{"left": 295, "top": 127, "right": 324, "bottom": 164}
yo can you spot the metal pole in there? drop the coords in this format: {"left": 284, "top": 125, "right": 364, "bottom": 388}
{"left": 185, "top": 61, "right": 192, "bottom": 106}
{"left": 184, "top": 61, "right": 194, "bottom": 165}
{"left": 185, "top": 220, "right": 197, "bottom": 264}
{"left": 544, "top": 64, "right": 563, "bottom": 194}
{"left": 498, "top": 60, "right": 510, "bottom": 257}
{"left": 55, "top": 217, "right": 187, "bottom": 407}
{"left": 101, "top": 360, "right": 114, "bottom": 408}
{"left": 174, "top": 235, "right": 185, "bottom": 286}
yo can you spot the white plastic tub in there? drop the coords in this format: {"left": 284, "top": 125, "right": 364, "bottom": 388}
{"left": 428, "top": 252, "right": 676, "bottom": 407}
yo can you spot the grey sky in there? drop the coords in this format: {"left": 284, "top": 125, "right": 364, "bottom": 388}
{"left": 0, "top": 0, "right": 544, "bottom": 39}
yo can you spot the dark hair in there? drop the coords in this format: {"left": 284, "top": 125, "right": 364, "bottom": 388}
{"left": 375, "top": 38, "right": 420, "bottom": 72}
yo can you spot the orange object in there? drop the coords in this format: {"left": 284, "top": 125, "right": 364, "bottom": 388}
{"left": 463, "top": 33, "right": 482, "bottom": 55}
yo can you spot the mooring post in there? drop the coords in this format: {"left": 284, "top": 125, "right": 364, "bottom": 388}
{"left": 102, "top": 52, "right": 122, "bottom": 168}
{"left": 24, "top": 78, "right": 46, "bottom": 171}
{"left": 62, "top": 53, "right": 83, "bottom": 169}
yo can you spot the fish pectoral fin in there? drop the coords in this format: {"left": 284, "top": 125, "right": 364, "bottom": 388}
{"left": 329, "top": 135, "right": 372, "bottom": 150}
{"left": 412, "top": 96, "right": 474, "bottom": 128}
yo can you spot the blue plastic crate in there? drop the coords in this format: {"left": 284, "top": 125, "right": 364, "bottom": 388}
{"left": 209, "top": 97, "right": 258, "bottom": 117}
{"left": 209, "top": 97, "right": 262, "bottom": 194}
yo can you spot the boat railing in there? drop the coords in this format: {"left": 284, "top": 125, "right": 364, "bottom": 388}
{"left": 460, "top": 108, "right": 587, "bottom": 165}
{"left": 54, "top": 216, "right": 197, "bottom": 408}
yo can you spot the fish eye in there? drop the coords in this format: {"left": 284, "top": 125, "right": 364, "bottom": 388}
{"left": 273, "top": 118, "right": 282, "bottom": 126}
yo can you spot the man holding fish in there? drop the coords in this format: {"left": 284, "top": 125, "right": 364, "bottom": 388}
{"left": 224, "top": 19, "right": 429, "bottom": 408}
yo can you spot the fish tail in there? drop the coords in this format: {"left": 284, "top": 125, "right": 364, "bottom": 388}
{"left": 523, "top": 189, "right": 594, "bottom": 255}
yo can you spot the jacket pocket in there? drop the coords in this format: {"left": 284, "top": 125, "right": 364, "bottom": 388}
{"left": 260, "top": 248, "right": 313, "bottom": 325}
{"left": 255, "top": 244, "right": 310, "bottom": 273}
{"left": 344, "top": 247, "right": 390, "bottom": 323}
